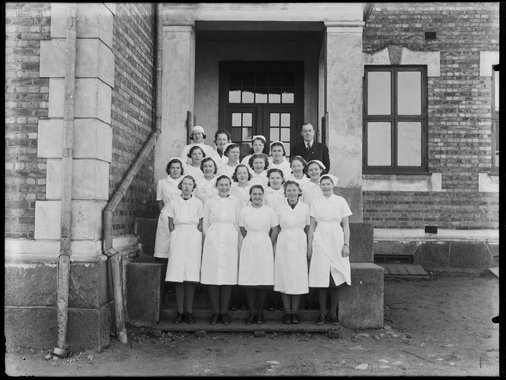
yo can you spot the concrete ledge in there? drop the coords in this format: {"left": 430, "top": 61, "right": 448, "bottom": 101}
{"left": 349, "top": 223, "right": 374, "bottom": 262}
{"left": 126, "top": 263, "right": 163, "bottom": 326}
{"left": 338, "top": 263, "right": 384, "bottom": 329}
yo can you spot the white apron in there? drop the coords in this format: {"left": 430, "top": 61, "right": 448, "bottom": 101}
{"left": 201, "top": 195, "right": 241, "bottom": 285}
{"left": 274, "top": 201, "right": 310, "bottom": 295}
{"left": 238, "top": 205, "right": 278, "bottom": 286}
{"left": 165, "top": 196, "right": 203, "bottom": 283}
{"left": 153, "top": 176, "right": 182, "bottom": 258}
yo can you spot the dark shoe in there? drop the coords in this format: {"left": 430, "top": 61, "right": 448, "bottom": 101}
{"left": 291, "top": 313, "right": 300, "bottom": 324}
{"left": 306, "top": 300, "right": 314, "bottom": 310}
{"left": 221, "top": 313, "right": 231, "bottom": 325}
{"left": 245, "top": 314, "right": 255, "bottom": 325}
{"left": 316, "top": 313, "right": 326, "bottom": 325}
{"left": 283, "top": 313, "right": 292, "bottom": 324}
{"left": 268, "top": 300, "right": 275, "bottom": 311}
{"left": 328, "top": 314, "right": 338, "bottom": 325}
{"left": 256, "top": 313, "right": 265, "bottom": 324}
{"left": 229, "top": 304, "right": 238, "bottom": 311}
{"left": 240, "top": 304, "right": 248, "bottom": 311}
{"left": 210, "top": 314, "right": 219, "bottom": 325}
{"left": 185, "top": 312, "right": 195, "bottom": 324}
{"left": 174, "top": 312, "right": 184, "bottom": 324}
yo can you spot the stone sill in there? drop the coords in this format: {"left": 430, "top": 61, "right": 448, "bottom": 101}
{"left": 478, "top": 172, "right": 499, "bottom": 193}
{"left": 363, "top": 173, "right": 441, "bottom": 192}
{"left": 374, "top": 228, "right": 499, "bottom": 243}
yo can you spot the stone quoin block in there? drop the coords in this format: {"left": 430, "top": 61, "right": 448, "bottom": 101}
{"left": 67, "top": 304, "right": 111, "bottom": 351}
{"left": 337, "top": 263, "right": 384, "bottom": 329}
{"left": 74, "top": 119, "right": 113, "bottom": 162}
{"left": 5, "top": 307, "right": 58, "bottom": 349}
{"left": 37, "top": 119, "right": 63, "bottom": 158}
{"left": 68, "top": 260, "right": 110, "bottom": 309}
{"left": 34, "top": 200, "right": 61, "bottom": 239}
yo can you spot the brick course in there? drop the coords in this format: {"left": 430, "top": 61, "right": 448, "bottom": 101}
{"left": 362, "top": 2, "right": 499, "bottom": 229}
{"left": 5, "top": 2, "right": 51, "bottom": 239}
{"left": 110, "top": 3, "right": 157, "bottom": 237}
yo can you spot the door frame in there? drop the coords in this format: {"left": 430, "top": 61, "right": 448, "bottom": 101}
{"left": 218, "top": 61, "right": 305, "bottom": 150}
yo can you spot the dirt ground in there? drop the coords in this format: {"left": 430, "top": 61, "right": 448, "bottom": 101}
{"left": 5, "top": 270, "right": 500, "bottom": 377}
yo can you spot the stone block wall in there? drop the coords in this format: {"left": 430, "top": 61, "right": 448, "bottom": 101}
{"left": 362, "top": 3, "right": 499, "bottom": 230}
{"left": 110, "top": 3, "right": 158, "bottom": 237}
{"left": 5, "top": 2, "right": 51, "bottom": 239}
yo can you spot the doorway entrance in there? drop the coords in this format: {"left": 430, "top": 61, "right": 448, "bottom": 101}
{"left": 219, "top": 62, "right": 304, "bottom": 159}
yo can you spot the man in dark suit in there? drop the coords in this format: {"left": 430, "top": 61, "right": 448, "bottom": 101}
{"left": 290, "top": 122, "right": 330, "bottom": 174}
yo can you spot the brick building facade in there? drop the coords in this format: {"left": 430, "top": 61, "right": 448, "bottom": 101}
{"left": 5, "top": 2, "right": 499, "bottom": 351}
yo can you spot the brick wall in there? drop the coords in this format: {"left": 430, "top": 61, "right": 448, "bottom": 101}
{"left": 110, "top": 3, "right": 157, "bottom": 237}
{"left": 362, "top": 2, "right": 500, "bottom": 229}
{"left": 5, "top": 3, "right": 51, "bottom": 239}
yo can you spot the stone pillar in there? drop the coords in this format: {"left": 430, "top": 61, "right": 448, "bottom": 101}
{"left": 324, "top": 22, "right": 364, "bottom": 222}
{"left": 155, "top": 24, "right": 196, "bottom": 181}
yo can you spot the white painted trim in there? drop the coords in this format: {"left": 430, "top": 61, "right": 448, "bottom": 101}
{"left": 362, "top": 173, "right": 442, "bottom": 192}
{"left": 478, "top": 172, "right": 499, "bottom": 193}
{"left": 363, "top": 47, "right": 441, "bottom": 77}
{"left": 374, "top": 228, "right": 499, "bottom": 242}
{"left": 480, "top": 51, "right": 499, "bottom": 77}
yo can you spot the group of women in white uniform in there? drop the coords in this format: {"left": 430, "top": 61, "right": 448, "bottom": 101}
{"left": 154, "top": 129, "right": 352, "bottom": 326}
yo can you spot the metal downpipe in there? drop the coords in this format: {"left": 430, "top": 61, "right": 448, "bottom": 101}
{"left": 102, "top": 2, "right": 163, "bottom": 344}
{"left": 53, "top": 3, "right": 77, "bottom": 359}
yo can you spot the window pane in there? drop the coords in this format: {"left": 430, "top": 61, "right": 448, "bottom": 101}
{"left": 270, "top": 113, "right": 280, "bottom": 127}
{"left": 232, "top": 113, "right": 241, "bottom": 127}
{"left": 242, "top": 89, "right": 254, "bottom": 103}
{"left": 270, "top": 72, "right": 282, "bottom": 86}
{"left": 397, "top": 122, "right": 421, "bottom": 166}
{"left": 494, "top": 71, "right": 499, "bottom": 112}
{"left": 367, "top": 122, "right": 391, "bottom": 166}
{"left": 255, "top": 87, "right": 268, "bottom": 103}
{"left": 493, "top": 120, "right": 500, "bottom": 167}
{"left": 243, "top": 113, "right": 252, "bottom": 127}
{"left": 269, "top": 88, "right": 281, "bottom": 103}
{"left": 282, "top": 90, "right": 294, "bottom": 103}
{"left": 231, "top": 128, "right": 241, "bottom": 141}
{"left": 282, "top": 72, "right": 294, "bottom": 86}
{"left": 229, "top": 89, "right": 241, "bottom": 103}
{"left": 243, "top": 72, "right": 255, "bottom": 86}
{"left": 280, "top": 113, "right": 290, "bottom": 127}
{"left": 367, "top": 71, "right": 391, "bottom": 115}
{"left": 280, "top": 128, "right": 290, "bottom": 141}
{"left": 229, "top": 72, "right": 241, "bottom": 87}
{"left": 398, "top": 71, "right": 422, "bottom": 115}
{"left": 270, "top": 128, "right": 279, "bottom": 141}
{"left": 242, "top": 128, "right": 252, "bottom": 141}
{"left": 257, "top": 72, "right": 268, "bottom": 86}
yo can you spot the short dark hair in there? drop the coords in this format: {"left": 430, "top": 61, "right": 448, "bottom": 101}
{"left": 200, "top": 156, "right": 218, "bottom": 174}
{"left": 270, "top": 141, "right": 286, "bottom": 156}
{"left": 283, "top": 180, "right": 303, "bottom": 198}
{"left": 215, "top": 174, "right": 232, "bottom": 186}
{"left": 188, "top": 145, "right": 206, "bottom": 158}
{"left": 248, "top": 153, "right": 269, "bottom": 171}
{"left": 166, "top": 159, "right": 184, "bottom": 175}
{"left": 177, "top": 175, "right": 197, "bottom": 191}
{"left": 266, "top": 168, "right": 285, "bottom": 187}
{"left": 232, "top": 164, "right": 252, "bottom": 182}
{"left": 224, "top": 143, "right": 240, "bottom": 157}
{"left": 214, "top": 129, "right": 231, "bottom": 143}
{"left": 248, "top": 136, "right": 270, "bottom": 155}
{"left": 249, "top": 184, "right": 265, "bottom": 195}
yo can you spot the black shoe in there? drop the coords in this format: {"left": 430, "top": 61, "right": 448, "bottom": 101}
{"left": 328, "top": 314, "right": 338, "bottom": 325}
{"left": 174, "top": 312, "right": 184, "bottom": 324}
{"left": 283, "top": 313, "right": 292, "bottom": 324}
{"left": 185, "top": 312, "right": 195, "bottom": 324}
{"left": 316, "top": 313, "right": 326, "bottom": 325}
{"left": 210, "top": 314, "right": 219, "bottom": 325}
{"left": 221, "top": 313, "right": 231, "bottom": 325}
{"left": 229, "top": 304, "right": 238, "bottom": 311}
{"left": 267, "top": 301, "right": 275, "bottom": 311}
{"left": 245, "top": 314, "right": 255, "bottom": 325}
{"left": 256, "top": 313, "right": 265, "bottom": 324}
{"left": 291, "top": 313, "right": 300, "bottom": 324}
{"left": 306, "top": 300, "right": 314, "bottom": 310}
{"left": 240, "top": 304, "right": 248, "bottom": 311}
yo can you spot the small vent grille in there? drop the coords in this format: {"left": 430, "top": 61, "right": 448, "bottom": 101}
{"left": 425, "top": 31, "right": 437, "bottom": 40}
{"left": 374, "top": 255, "right": 413, "bottom": 264}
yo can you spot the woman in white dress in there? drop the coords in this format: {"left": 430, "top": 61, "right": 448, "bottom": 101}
{"left": 165, "top": 175, "right": 204, "bottom": 325}
{"left": 248, "top": 153, "right": 269, "bottom": 189}
{"left": 286, "top": 155, "right": 310, "bottom": 188}
{"left": 217, "top": 143, "right": 240, "bottom": 179}
{"left": 210, "top": 129, "right": 231, "bottom": 169}
{"left": 269, "top": 141, "right": 291, "bottom": 179}
{"left": 274, "top": 180, "right": 310, "bottom": 325}
{"left": 238, "top": 185, "right": 280, "bottom": 324}
{"left": 241, "top": 135, "right": 271, "bottom": 168}
{"left": 154, "top": 158, "right": 184, "bottom": 259}
{"left": 201, "top": 175, "right": 242, "bottom": 325}
{"left": 301, "top": 160, "right": 325, "bottom": 207}
{"left": 307, "top": 174, "right": 352, "bottom": 326}
{"left": 184, "top": 146, "right": 205, "bottom": 181}
{"left": 195, "top": 157, "right": 219, "bottom": 204}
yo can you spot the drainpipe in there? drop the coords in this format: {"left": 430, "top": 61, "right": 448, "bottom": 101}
{"left": 53, "top": 3, "right": 77, "bottom": 359}
{"left": 102, "top": 2, "right": 163, "bottom": 344}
